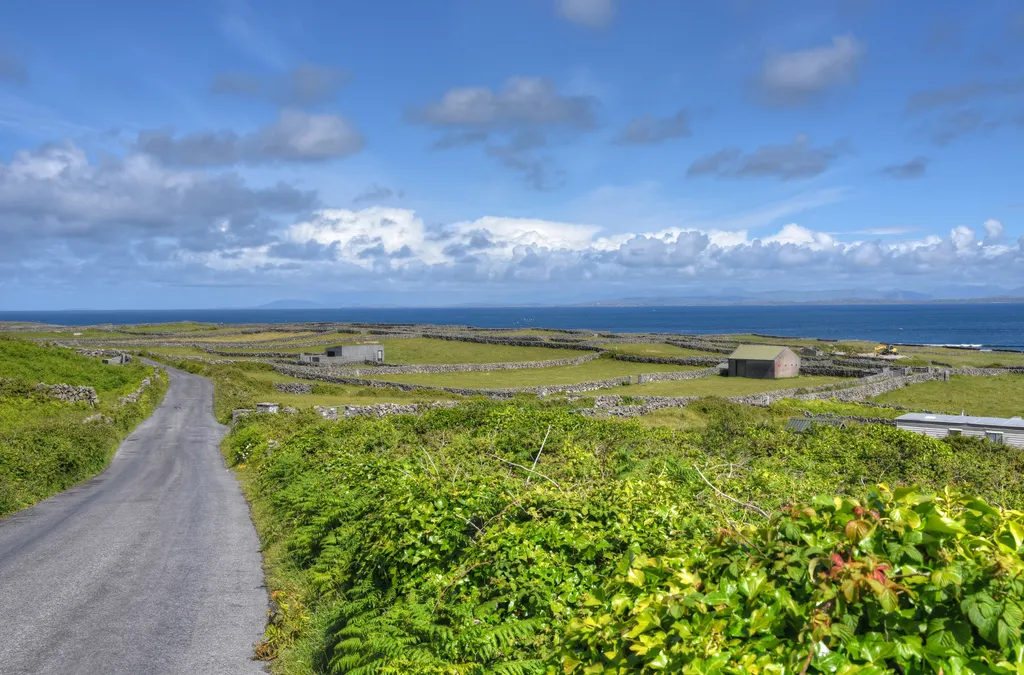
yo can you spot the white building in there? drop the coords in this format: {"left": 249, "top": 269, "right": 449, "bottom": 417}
{"left": 895, "top": 413, "right": 1024, "bottom": 448}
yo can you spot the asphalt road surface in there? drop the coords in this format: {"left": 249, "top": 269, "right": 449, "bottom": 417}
{"left": 0, "top": 365, "right": 267, "bottom": 674}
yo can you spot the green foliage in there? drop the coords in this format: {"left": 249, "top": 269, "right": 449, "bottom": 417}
{"left": 0, "top": 352, "right": 167, "bottom": 517}
{"left": 552, "top": 486, "right": 1024, "bottom": 673}
{"left": 0, "top": 336, "right": 150, "bottom": 397}
{"left": 875, "top": 374, "right": 1024, "bottom": 418}
{"left": 227, "top": 397, "right": 1024, "bottom": 673}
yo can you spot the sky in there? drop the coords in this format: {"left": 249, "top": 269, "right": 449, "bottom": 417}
{"left": 1, "top": 0, "right": 1023, "bottom": 310}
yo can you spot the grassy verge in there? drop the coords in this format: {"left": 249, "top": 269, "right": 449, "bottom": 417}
{"left": 223, "top": 397, "right": 1024, "bottom": 673}
{"left": 873, "top": 373, "right": 1024, "bottom": 417}
{"left": 0, "top": 339, "right": 168, "bottom": 517}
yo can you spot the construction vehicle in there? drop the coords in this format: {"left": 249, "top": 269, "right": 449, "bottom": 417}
{"left": 874, "top": 344, "right": 899, "bottom": 356}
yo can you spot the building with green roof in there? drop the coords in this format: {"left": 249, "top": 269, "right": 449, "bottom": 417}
{"left": 727, "top": 345, "right": 800, "bottom": 379}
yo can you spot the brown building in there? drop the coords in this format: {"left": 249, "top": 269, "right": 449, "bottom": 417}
{"left": 727, "top": 345, "right": 801, "bottom": 379}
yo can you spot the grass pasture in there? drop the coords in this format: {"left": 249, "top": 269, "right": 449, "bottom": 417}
{"left": 604, "top": 342, "right": 724, "bottom": 358}
{"left": 371, "top": 359, "right": 702, "bottom": 389}
{"left": 873, "top": 373, "right": 1024, "bottom": 417}
{"left": 599, "top": 374, "right": 850, "bottom": 397}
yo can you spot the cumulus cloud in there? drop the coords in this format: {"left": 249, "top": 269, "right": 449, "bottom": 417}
{"left": 410, "top": 77, "right": 595, "bottom": 189}
{"left": 0, "top": 49, "right": 28, "bottom": 85}
{"left": 0, "top": 141, "right": 316, "bottom": 263}
{"left": 687, "top": 134, "right": 850, "bottom": 180}
{"left": 984, "top": 218, "right": 1004, "bottom": 241}
{"left": 614, "top": 109, "right": 691, "bottom": 145}
{"left": 211, "top": 64, "right": 350, "bottom": 105}
{"left": 880, "top": 156, "right": 928, "bottom": 179}
{"left": 759, "top": 35, "right": 865, "bottom": 104}
{"left": 134, "top": 109, "right": 365, "bottom": 166}
{"left": 556, "top": 0, "right": 615, "bottom": 28}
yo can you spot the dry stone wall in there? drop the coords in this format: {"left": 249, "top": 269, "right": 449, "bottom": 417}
{"left": 610, "top": 354, "right": 726, "bottom": 366}
{"left": 635, "top": 366, "right": 724, "bottom": 384}
{"left": 35, "top": 383, "right": 99, "bottom": 406}
{"left": 273, "top": 382, "right": 313, "bottom": 394}
{"left": 325, "top": 353, "right": 600, "bottom": 376}
{"left": 273, "top": 363, "right": 633, "bottom": 398}
{"left": 118, "top": 375, "right": 154, "bottom": 405}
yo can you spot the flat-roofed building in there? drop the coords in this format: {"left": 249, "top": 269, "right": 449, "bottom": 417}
{"left": 896, "top": 413, "right": 1024, "bottom": 447}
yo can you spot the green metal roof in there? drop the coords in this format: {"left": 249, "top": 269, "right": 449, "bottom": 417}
{"left": 729, "top": 344, "right": 791, "bottom": 361}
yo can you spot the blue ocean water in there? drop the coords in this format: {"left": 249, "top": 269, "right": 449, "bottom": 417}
{"left": 3, "top": 304, "right": 1024, "bottom": 351}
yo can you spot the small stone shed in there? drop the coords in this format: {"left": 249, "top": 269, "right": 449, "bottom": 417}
{"left": 896, "top": 413, "right": 1024, "bottom": 447}
{"left": 102, "top": 353, "right": 130, "bottom": 365}
{"left": 727, "top": 345, "right": 801, "bottom": 379}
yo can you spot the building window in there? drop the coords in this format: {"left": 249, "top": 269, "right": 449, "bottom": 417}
{"left": 947, "top": 428, "right": 962, "bottom": 437}
{"left": 986, "top": 431, "right": 1004, "bottom": 445}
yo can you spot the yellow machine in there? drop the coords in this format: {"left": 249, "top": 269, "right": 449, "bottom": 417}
{"left": 874, "top": 344, "right": 899, "bottom": 356}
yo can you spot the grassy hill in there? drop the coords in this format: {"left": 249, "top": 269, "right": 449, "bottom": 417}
{"left": 0, "top": 337, "right": 167, "bottom": 517}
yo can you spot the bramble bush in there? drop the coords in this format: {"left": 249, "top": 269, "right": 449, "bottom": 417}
{"left": 552, "top": 485, "right": 1024, "bottom": 674}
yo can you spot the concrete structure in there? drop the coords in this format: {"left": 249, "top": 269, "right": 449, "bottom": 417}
{"left": 298, "top": 343, "right": 385, "bottom": 365}
{"left": 896, "top": 413, "right": 1024, "bottom": 447}
{"left": 101, "top": 353, "right": 130, "bottom": 365}
{"left": 255, "top": 402, "right": 279, "bottom": 414}
{"left": 727, "top": 345, "right": 801, "bottom": 379}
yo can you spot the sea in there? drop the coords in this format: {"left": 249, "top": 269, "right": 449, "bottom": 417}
{"left": 3, "top": 303, "right": 1024, "bottom": 351}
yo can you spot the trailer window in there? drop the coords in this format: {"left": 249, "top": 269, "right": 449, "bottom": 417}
{"left": 986, "top": 431, "right": 1004, "bottom": 445}
{"left": 947, "top": 428, "right": 962, "bottom": 437}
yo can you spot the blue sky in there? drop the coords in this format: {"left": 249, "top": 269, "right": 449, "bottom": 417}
{"left": 1, "top": 0, "right": 1022, "bottom": 309}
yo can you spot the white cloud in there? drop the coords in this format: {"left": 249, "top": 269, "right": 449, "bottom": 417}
{"left": 556, "top": 0, "right": 615, "bottom": 28}
{"left": 760, "top": 35, "right": 865, "bottom": 103}
{"left": 984, "top": 218, "right": 1004, "bottom": 240}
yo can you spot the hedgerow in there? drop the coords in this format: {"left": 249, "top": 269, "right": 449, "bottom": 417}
{"left": 226, "top": 398, "right": 1024, "bottom": 674}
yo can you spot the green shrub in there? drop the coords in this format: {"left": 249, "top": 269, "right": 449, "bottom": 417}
{"left": 552, "top": 486, "right": 1024, "bottom": 673}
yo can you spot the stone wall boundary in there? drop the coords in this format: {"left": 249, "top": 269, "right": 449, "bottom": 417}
{"left": 635, "top": 366, "right": 723, "bottom": 384}
{"left": 609, "top": 353, "right": 726, "bottom": 366}
{"left": 272, "top": 364, "right": 634, "bottom": 398}
{"left": 325, "top": 352, "right": 600, "bottom": 375}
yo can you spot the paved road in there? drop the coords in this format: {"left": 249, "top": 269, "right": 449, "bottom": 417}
{"left": 0, "top": 365, "right": 267, "bottom": 675}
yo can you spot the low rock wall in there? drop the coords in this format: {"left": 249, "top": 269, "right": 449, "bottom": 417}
{"left": 118, "top": 376, "right": 153, "bottom": 405}
{"left": 609, "top": 353, "right": 725, "bottom": 366}
{"left": 74, "top": 348, "right": 133, "bottom": 361}
{"left": 636, "top": 366, "right": 723, "bottom": 384}
{"left": 273, "top": 364, "right": 633, "bottom": 398}
{"left": 35, "top": 383, "right": 100, "bottom": 406}
{"left": 273, "top": 382, "right": 313, "bottom": 394}
{"left": 420, "top": 333, "right": 599, "bottom": 352}
{"left": 329, "top": 352, "right": 600, "bottom": 376}
{"left": 666, "top": 340, "right": 734, "bottom": 354}
{"left": 951, "top": 367, "right": 1024, "bottom": 376}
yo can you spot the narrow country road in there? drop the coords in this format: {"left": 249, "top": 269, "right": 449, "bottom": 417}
{"left": 0, "top": 365, "right": 267, "bottom": 675}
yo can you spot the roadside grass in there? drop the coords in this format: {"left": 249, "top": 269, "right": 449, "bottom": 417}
{"left": 0, "top": 343, "right": 167, "bottom": 517}
{"left": 604, "top": 342, "right": 723, "bottom": 357}
{"left": 371, "top": 360, "right": 702, "bottom": 388}
{"left": 873, "top": 374, "right": 1024, "bottom": 417}
{"left": 596, "top": 374, "right": 849, "bottom": 397}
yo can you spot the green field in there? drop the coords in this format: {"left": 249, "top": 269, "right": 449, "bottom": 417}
{"left": 371, "top": 359, "right": 701, "bottom": 388}
{"left": 874, "top": 374, "right": 1024, "bottom": 417}
{"left": 897, "top": 345, "right": 1024, "bottom": 368}
{"left": 0, "top": 338, "right": 167, "bottom": 517}
{"left": 598, "top": 374, "right": 849, "bottom": 397}
{"left": 604, "top": 342, "right": 723, "bottom": 358}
